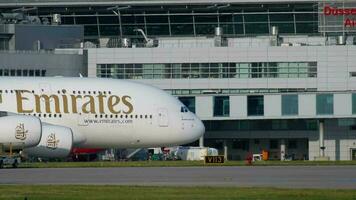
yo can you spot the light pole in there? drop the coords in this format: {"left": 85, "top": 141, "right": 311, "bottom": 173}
{"left": 107, "top": 6, "right": 131, "bottom": 39}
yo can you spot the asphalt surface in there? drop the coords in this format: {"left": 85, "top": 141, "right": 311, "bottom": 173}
{"left": 1, "top": 166, "right": 356, "bottom": 188}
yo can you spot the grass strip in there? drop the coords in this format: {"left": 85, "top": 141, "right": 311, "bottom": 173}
{"left": 0, "top": 185, "right": 356, "bottom": 200}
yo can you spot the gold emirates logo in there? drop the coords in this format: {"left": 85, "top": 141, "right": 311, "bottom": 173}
{"left": 15, "top": 90, "right": 134, "bottom": 114}
{"left": 46, "top": 133, "right": 59, "bottom": 149}
{"left": 15, "top": 123, "right": 28, "bottom": 140}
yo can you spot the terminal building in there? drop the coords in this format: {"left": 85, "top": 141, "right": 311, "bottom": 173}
{"left": 0, "top": 0, "right": 356, "bottom": 160}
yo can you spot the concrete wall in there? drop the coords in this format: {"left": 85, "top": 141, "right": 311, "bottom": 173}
{"left": 186, "top": 93, "right": 353, "bottom": 120}
{"left": 0, "top": 51, "right": 86, "bottom": 77}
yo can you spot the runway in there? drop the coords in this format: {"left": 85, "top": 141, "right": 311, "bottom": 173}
{"left": 1, "top": 166, "right": 356, "bottom": 188}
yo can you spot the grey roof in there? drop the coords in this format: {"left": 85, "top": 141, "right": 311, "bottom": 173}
{"left": 0, "top": 0, "right": 318, "bottom": 7}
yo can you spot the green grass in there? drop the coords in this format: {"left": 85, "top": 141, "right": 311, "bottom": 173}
{"left": 18, "top": 160, "right": 356, "bottom": 168}
{"left": 0, "top": 185, "right": 355, "bottom": 200}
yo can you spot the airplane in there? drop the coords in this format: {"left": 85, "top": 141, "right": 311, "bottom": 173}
{"left": 0, "top": 77, "right": 205, "bottom": 158}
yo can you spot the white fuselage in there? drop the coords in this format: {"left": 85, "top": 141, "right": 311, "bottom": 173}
{"left": 0, "top": 77, "right": 205, "bottom": 148}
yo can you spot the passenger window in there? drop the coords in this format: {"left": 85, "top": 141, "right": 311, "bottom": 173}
{"left": 181, "top": 106, "right": 189, "bottom": 113}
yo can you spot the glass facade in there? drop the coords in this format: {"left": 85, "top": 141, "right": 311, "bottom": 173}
{"left": 282, "top": 94, "right": 298, "bottom": 116}
{"left": 232, "top": 140, "right": 249, "bottom": 151}
{"left": 178, "top": 96, "right": 195, "bottom": 113}
{"left": 0, "top": 69, "right": 46, "bottom": 77}
{"left": 14, "top": 3, "right": 318, "bottom": 41}
{"left": 213, "top": 96, "right": 230, "bottom": 117}
{"left": 97, "top": 62, "right": 317, "bottom": 79}
{"left": 288, "top": 140, "right": 298, "bottom": 149}
{"left": 316, "top": 94, "right": 334, "bottom": 115}
{"left": 270, "top": 140, "right": 279, "bottom": 149}
{"left": 353, "top": 94, "right": 356, "bottom": 115}
{"left": 248, "top": 95, "right": 264, "bottom": 116}
{"left": 204, "top": 119, "right": 318, "bottom": 131}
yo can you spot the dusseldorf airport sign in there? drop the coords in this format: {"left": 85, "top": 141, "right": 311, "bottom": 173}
{"left": 319, "top": 1, "right": 356, "bottom": 32}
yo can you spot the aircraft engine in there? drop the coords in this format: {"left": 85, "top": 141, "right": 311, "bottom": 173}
{"left": 0, "top": 115, "right": 42, "bottom": 149}
{"left": 24, "top": 124, "right": 73, "bottom": 158}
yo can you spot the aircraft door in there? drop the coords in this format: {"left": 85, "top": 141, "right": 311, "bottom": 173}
{"left": 157, "top": 108, "right": 169, "bottom": 127}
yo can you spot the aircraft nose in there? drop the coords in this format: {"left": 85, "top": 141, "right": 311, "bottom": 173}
{"left": 194, "top": 117, "right": 205, "bottom": 139}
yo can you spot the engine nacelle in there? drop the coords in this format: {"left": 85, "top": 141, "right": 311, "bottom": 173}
{"left": 24, "top": 124, "right": 73, "bottom": 158}
{"left": 0, "top": 115, "right": 42, "bottom": 149}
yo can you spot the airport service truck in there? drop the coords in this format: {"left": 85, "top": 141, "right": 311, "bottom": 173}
{"left": 0, "top": 143, "right": 21, "bottom": 168}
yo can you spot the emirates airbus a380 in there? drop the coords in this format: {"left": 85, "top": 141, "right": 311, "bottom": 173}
{"left": 0, "top": 77, "right": 205, "bottom": 158}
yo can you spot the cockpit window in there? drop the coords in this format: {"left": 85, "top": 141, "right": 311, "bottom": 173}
{"left": 181, "top": 106, "right": 189, "bottom": 113}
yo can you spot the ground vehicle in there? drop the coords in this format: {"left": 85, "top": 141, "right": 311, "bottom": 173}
{"left": 0, "top": 144, "right": 21, "bottom": 168}
{"left": 0, "top": 155, "right": 20, "bottom": 168}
